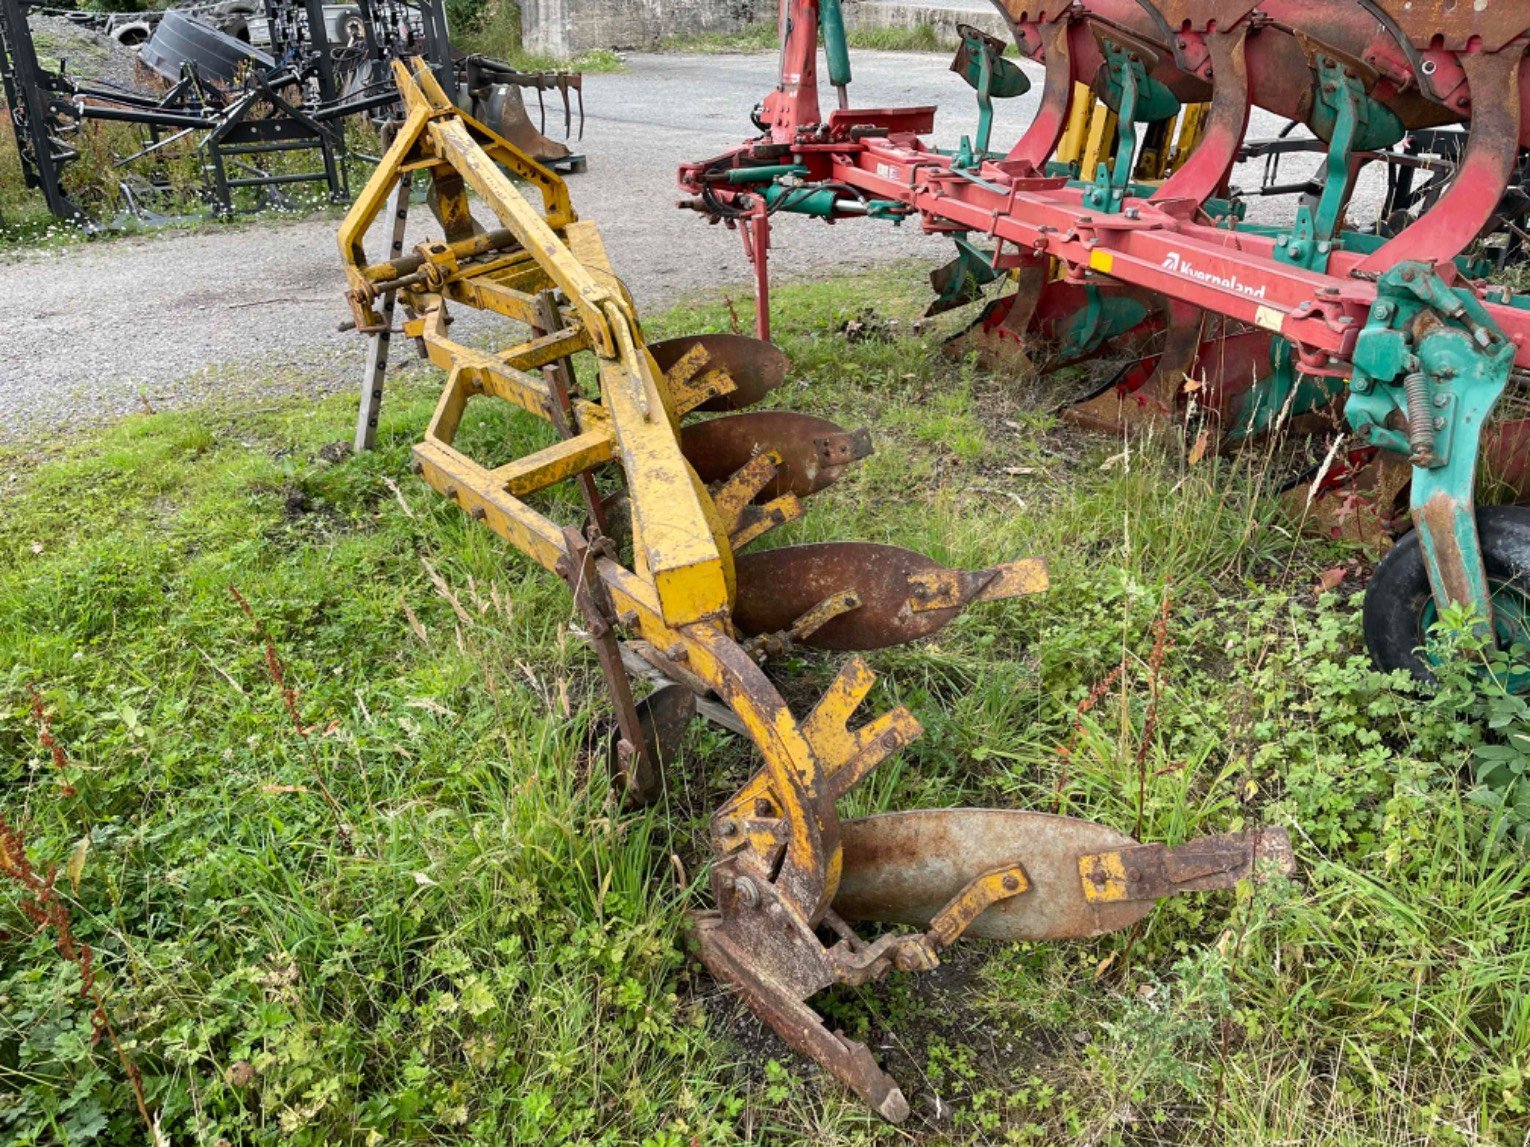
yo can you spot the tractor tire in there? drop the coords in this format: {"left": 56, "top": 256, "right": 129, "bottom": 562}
{"left": 139, "top": 9, "right": 273, "bottom": 86}
{"left": 339, "top": 7, "right": 366, "bottom": 44}
{"left": 1363, "top": 504, "right": 1530, "bottom": 682}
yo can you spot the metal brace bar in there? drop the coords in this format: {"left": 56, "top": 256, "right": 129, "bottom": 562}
{"left": 355, "top": 172, "right": 413, "bottom": 452}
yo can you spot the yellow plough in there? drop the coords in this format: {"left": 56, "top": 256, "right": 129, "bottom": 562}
{"left": 337, "top": 60, "right": 1295, "bottom": 1123}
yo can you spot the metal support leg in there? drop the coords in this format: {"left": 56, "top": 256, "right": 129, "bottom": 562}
{"left": 738, "top": 200, "right": 772, "bottom": 342}
{"left": 531, "top": 288, "right": 609, "bottom": 534}
{"left": 1348, "top": 262, "right": 1518, "bottom": 632}
{"left": 556, "top": 526, "right": 657, "bottom": 804}
{"left": 354, "top": 172, "right": 412, "bottom": 452}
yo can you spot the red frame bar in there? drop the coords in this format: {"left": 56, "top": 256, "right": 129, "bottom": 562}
{"left": 688, "top": 128, "right": 1530, "bottom": 374}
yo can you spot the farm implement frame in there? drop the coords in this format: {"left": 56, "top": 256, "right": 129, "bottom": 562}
{"left": 338, "top": 58, "right": 1295, "bottom": 1122}
{"left": 679, "top": 0, "right": 1530, "bottom": 684}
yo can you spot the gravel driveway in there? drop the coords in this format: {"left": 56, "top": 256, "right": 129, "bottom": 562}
{"left": 0, "top": 50, "right": 1360, "bottom": 442}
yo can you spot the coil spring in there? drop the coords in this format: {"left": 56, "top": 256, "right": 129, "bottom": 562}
{"left": 1404, "top": 370, "right": 1435, "bottom": 463}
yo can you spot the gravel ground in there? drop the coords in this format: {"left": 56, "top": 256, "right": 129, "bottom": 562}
{"left": 0, "top": 50, "right": 1369, "bottom": 442}
{"left": 28, "top": 15, "right": 149, "bottom": 95}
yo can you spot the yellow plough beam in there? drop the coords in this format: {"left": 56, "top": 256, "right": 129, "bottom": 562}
{"left": 337, "top": 59, "right": 1295, "bottom": 1124}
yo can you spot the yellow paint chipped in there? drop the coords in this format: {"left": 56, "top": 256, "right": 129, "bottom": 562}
{"left": 1079, "top": 849, "right": 1129, "bottom": 903}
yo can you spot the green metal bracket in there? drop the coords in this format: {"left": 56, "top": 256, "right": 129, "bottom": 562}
{"left": 1349, "top": 261, "right": 1516, "bottom": 635}
{"left": 865, "top": 199, "right": 908, "bottom": 221}
{"left": 1229, "top": 337, "right": 1343, "bottom": 439}
{"left": 1274, "top": 55, "right": 1402, "bottom": 275}
{"left": 1043, "top": 159, "right": 1244, "bottom": 219}
{"left": 1055, "top": 288, "right": 1148, "bottom": 359}
{"left": 1093, "top": 37, "right": 1180, "bottom": 125}
{"left": 1083, "top": 39, "right": 1179, "bottom": 215}
{"left": 928, "top": 233, "right": 1001, "bottom": 314}
{"left": 1225, "top": 55, "right": 1404, "bottom": 442}
{"left": 951, "top": 25, "right": 1030, "bottom": 171}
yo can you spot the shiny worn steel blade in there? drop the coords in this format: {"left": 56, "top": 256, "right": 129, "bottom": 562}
{"left": 682, "top": 411, "right": 871, "bottom": 499}
{"left": 834, "top": 810, "right": 1292, "bottom": 942}
{"left": 648, "top": 333, "right": 789, "bottom": 412}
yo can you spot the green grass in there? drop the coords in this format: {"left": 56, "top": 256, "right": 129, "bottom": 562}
{"left": 458, "top": 0, "right": 626, "bottom": 71}
{"left": 2, "top": 267, "right": 1529, "bottom": 1145}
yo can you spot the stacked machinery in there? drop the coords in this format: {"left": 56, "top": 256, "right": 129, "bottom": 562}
{"left": 0, "top": 0, "right": 581, "bottom": 227}
{"left": 339, "top": 59, "right": 1294, "bottom": 1122}
{"left": 679, "top": 1, "right": 1530, "bottom": 687}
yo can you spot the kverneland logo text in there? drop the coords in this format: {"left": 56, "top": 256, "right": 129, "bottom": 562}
{"left": 1161, "top": 252, "right": 1267, "bottom": 300}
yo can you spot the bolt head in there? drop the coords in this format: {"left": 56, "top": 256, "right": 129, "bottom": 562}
{"left": 733, "top": 876, "right": 760, "bottom": 908}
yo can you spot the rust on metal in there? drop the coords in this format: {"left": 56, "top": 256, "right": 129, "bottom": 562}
{"left": 341, "top": 53, "right": 1319, "bottom": 1129}
{"left": 605, "top": 684, "right": 696, "bottom": 806}
{"left": 649, "top": 333, "right": 791, "bottom": 412}
{"left": 834, "top": 810, "right": 1294, "bottom": 941}
{"left": 681, "top": 411, "right": 873, "bottom": 499}
{"left": 732, "top": 543, "right": 1048, "bottom": 650}
{"left": 1078, "top": 828, "right": 1297, "bottom": 903}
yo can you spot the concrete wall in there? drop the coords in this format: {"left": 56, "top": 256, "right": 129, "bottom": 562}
{"left": 521, "top": 0, "right": 766, "bottom": 57}
{"left": 841, "top": 0, "right": 1008, "bottom": 47}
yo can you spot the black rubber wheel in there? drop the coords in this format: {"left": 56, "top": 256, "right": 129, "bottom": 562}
{"left": 1364, "top": 504, "right": 1530, "bottom": 683}
{"left": 339, "top": 7, "right": 366, "bottom": 44}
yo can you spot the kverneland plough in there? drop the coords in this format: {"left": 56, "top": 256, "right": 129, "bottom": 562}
{"left": 339, "top": 59, "right": 1294, "bottom": 1121}
{"left": 679, "top": 1, "right": 1530, "bottom": 684}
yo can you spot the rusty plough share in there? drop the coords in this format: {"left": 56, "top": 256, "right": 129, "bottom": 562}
{"left": 680, "top": 0, "right": 1530, "bottom": 688}
{"left": 338, "top": 60, "right": 1295, "bottom": 1122}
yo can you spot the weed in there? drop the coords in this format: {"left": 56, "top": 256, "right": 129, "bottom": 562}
{"left": 0, "top": 815, "right": 155, "bottom": 1143}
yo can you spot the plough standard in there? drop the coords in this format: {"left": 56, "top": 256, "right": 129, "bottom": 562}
{"left": 679, "top": 0, "right": 1530, "bottom": 686}
{"left": 339, "top": 60, "right": 1294, "bottom": 1122}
